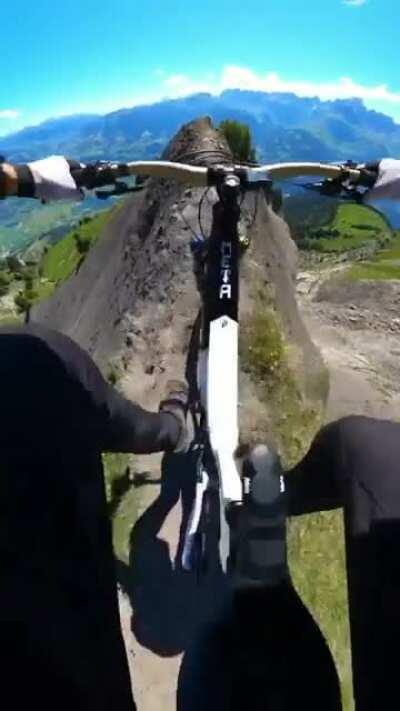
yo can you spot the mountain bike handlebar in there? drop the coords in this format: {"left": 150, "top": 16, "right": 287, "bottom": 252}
{"left": 73, "top": 159, "right": 369, "bottom": 191}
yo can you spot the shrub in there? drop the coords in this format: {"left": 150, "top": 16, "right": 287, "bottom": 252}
{"left": 74, "top": 232, "right": 92, "bottom": 255}
{"left": 106, "top": 360, "right": 122, "bottom": 386}
{"left": 219, "top": 120, "right": 256, "bottom": 163}
{"left": 243, "top": 309, "right": 285, "bottom": 378}
{"left": 0, "top": 270, "right": 11, "bottom": 296}
{"left": 14, "top": 292, "right": 31, "bottom": 313}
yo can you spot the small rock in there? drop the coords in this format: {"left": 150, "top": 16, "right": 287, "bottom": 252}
{"left": 126, "top": 333, "right": 134, "bottom": 347}
{"left": 145, "top": 364, "right": 155, "bottom": 375}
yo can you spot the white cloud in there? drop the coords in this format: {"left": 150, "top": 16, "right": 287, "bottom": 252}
{"left": 20, "top": 64, "right": 400, "bottom": 129}
{"left": 163, "top": 73, "right": 218, "bottom": 96}
{"left": 159, "top": 66, "right": 400, "bottom": 106}
{"left": 0, "top": 109, "right": 20, "bottom": 120}
{"left": 343, "top": 0, "right": 367, "bottom": 6}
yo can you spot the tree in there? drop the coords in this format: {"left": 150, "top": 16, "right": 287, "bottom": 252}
{"left": 22, "top": 266, "right": 37, "bottom": 291}
{"left": 14, "top": 265, "right": 39, "bottom": 315}
{"left": 219, "top": 120, "right": 256, "bottom": 163}
{"left": 0, "top": 270, "right": 11, "bottom": 297}
{"left": 14, "top": 291, "right": 31, "bottom": 314}
{"left": 74, "top": 231, "right": 92, "bottom": 255}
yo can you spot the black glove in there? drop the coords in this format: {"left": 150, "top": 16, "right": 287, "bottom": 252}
{"left": 234, "top": 444, "right": 289, "bottom": 588}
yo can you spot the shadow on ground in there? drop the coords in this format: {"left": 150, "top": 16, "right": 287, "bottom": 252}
{"left": 117, "top": 450, "right": 229, "bottom": 658}
{"left": 117, "top": 447, "right": 342, "bottom": 711}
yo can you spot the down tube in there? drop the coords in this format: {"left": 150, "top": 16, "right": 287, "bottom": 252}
{"left": 203, "top": 200, "right": 242, "bottom": 504}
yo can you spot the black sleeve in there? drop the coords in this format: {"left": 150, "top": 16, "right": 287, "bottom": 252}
{"left": 99, "top": 386, "right": 180, "bottom": 454}
{"left": 23, "top": 324, "right": 180, "bottom": 454}
{"left": 285, "top": 421, "right": 344, "bottom": 516}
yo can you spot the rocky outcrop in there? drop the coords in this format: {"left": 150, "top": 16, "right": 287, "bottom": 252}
{"left": 33, "top": 117, "right": 326, "bottom": 449}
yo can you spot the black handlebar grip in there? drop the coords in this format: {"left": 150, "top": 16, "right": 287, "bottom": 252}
{"left": 234, "top": 444, "right": 289, "bottom": 588}
{"left": 70, "top": 164, "right": 118, "bottom": 189}
{"left": 357, "top": 161, "right": 380, "bottom": 188}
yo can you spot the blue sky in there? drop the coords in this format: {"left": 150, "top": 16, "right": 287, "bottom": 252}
{"left": 1, "top": 0, "right": 399, "bottom": 135}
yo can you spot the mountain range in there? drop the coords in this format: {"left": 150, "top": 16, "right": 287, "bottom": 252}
{"left": 1, "top": 89, "right": 400, "bottom": 165}
{"left": 1, "top": 89, "right": 400, "bottom": 244}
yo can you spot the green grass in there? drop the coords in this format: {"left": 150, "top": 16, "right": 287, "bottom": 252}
{"left": 0, "top": 312, "right": 23, "bottom": 326}
{"left": 346, "top": 262, "right": 400, "bottom": 281}
{"left": 302, "top": 203, "right": 392, "bottom": 254}
{"left": 289, "top": 512, "right": 353, "bottom": 710}
{"left": 36, "top": 279, "right": 57, "bottom": 300}
{"left": 345, "top": 231, "right": 400, "bottom": 281}
{"left": 1, "top": 206, "right": 117, "bottom": 319}
{"left": 313, "top": 234, "right": 377, "bottom": 253}
{"left": 331, "top": 203, "right": 390, "bottom": 233}
{"left": 103, "top": 452, "right": 138, "bottom": 564}
{"left": 41, "top": 209, "right": 113, "bottom": 285}
{"left": 374, "top": 231, "right": 400, "bottom": 261}
{"left": 241, "top": 306, "right": 323, "bottom": 466}
{"left": 241, "top": 305, "right": 353, "bottom": 709}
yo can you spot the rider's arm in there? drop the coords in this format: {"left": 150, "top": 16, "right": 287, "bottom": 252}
{"left": 23, "top": 323, "right": 182, "bottom": 454}
{"left": 285, "top": 421, "right": 344, "bottom": 515}
{"left": 0, "top": 156, "right": 83, "bottom": 201}
{"left": 100, "top": 386, "right": 181, "bottom": 454}
{"left": 0, "top": 162, "right": 18, "bottom": 197}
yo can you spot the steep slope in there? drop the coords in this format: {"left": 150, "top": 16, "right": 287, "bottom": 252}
{"left": 33, "top": 115, "right": 325, "bottom": 424}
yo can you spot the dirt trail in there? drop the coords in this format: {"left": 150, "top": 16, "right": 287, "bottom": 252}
{"left": 297, "top": 265, "right": 400, "bottom": 421}
{"left": 117, "top": 447, "right": 228, "bottom": 711}
{"left": 118, "top": 452, "right": 183, "bottom": 711}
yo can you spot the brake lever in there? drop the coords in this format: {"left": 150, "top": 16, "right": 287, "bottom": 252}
{"left": 302, "top": 177, "right": 366, "bottom": 203}
{"left": 71, "top": 163, "right": 114, "bottom": 189}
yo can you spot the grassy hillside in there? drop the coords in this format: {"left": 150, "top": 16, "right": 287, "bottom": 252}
{"left": 0, "top": 200, "right": 76, "bottom": 255}
{"left": 300, "top": 202, "right": 392, "bottom": 253}
{"left": 0, "top": 204, "right": 120, "bottom": 326}
{"left": 41, "top": 209, "right": 113, "bottom": 284}
{"left": 346, "top": 230, "right": 400, "bottom": 280}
